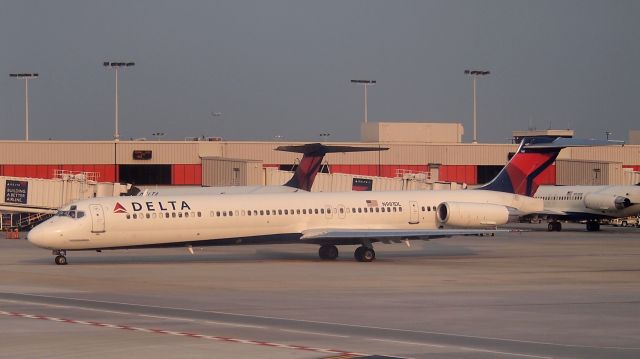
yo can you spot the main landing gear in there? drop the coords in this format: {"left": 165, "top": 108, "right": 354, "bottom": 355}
{"left": 53, "top": 250, "right": 68, "bottom": 265}
{"left": 354, "top": 245, "right": 375, "bottom": 262}
{"left": 547, "top": 221, "right": 562, "bottom": 232}
{"left": 318, "top": 245, "right": 339, "bottom": 260}
{"left": 317, "top": 244, "right": 376, "bottom": 262}
{"left": 586, "top": 220, "right": 600, "bottom": 232}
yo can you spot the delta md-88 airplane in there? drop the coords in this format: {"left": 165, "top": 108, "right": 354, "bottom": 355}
{"left": 27, "top": 137, "right": 613, "bottom": 265}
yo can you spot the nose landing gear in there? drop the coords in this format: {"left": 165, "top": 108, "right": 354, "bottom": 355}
{"left": 52, "top": 250, "right": 68, "bottom": 265}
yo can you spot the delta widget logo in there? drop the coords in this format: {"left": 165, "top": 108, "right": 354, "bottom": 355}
{"left": 113, "top": 202, "right": 128, "bottom": 214}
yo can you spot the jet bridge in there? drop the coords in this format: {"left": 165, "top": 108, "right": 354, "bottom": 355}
{"left": 1, "top": 170, "right": 130, "bottom": 230}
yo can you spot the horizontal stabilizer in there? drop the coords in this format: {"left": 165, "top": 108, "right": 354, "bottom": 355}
{"left": 276, "top": 143, "right": 388, "bottom": 154}
{"left": 279, "top": 143, "right": 388, "bottom": 191}
{"left": 523, "top": 137, "right": 624, "bottom": 150}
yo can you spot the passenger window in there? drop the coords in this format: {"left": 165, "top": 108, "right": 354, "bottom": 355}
{"left": 340, "top": 208, "right": 344, "bottom": 214}
{"left": 185, "top": 212, "right": 189, "bottom": 218}
{"left": 358, "top": 208, "right": 362, "bottom": 213}
{"left": 320, "top": 208, "right": 325, "bottom": 214}
{"left": 375, "top": 208, "right": 379, "bottom": 213}
{"left": 314, "top": 209, "right": 319, "bottom": 214}
{"left": 165, "top": 213, "right": 170, "bottom": 218}
{"left": 260, "top": 210, "right": 264, "bottom": 215}
{"left": 133, "top": 214, "right": 137, "bottom": 219}
{"left": 178, "top": 213, "right": 182, "bottom": 218}
{"left": 393, "top": 207, "right": 397, "bottom": 212}
{"left": 266, "top": 210, "right": 270, "bottom": 215}
{"left": 77, "top": 211, "right": 85, "bottom": 218}
{"left": 126, "top": 214, "right": 131, "bottom": 219}
{"left": 152, "top": 213, "right": 157, "bottom": 219}
{"left": 296, "top": 209, "right": 301, "bottom": 214}
{"left": 216, "top": 211, "right": 221, "bottom": 217}
{"left": 229, "top": 211, "right": 233, "bottom": 217}
{"left": 398, "top": 207, "right": 402, "bottom": 212}
{"left": 248, "top": 210, "right": 252, "bottom": 216}
{"left": 278, "top": 209, "right": 283, "bottom": 215}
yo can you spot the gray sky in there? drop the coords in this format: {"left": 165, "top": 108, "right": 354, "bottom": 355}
{"left": 1, "top": 1, "right": 638, "bottom": 143}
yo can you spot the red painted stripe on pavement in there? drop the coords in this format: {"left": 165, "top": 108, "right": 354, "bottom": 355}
{"left": 0, "top": 310, "right": 364, "bottom": 356}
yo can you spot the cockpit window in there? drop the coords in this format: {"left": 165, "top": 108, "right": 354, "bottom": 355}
{"left": 56, "top": 210, "right": 85, "bottom": 219}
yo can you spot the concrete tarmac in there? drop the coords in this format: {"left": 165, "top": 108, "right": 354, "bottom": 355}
{"left": 1, "top": 223, "right": 639, "bottom": 358}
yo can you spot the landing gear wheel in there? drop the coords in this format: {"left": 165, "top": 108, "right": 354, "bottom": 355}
{"left": 586, "top": 221, "right": 600, "bottom": 232}
{"left": 54, "top": 255, "right": 67, "bottom": 265}
{"left": 318, "top": 245, "right": 339, "bottom": 260}
{"left": 548, "top": 222, "right": 561, "bottom": 231}
{"left": 354, "top": 246, "right": 375, "bottom": 262}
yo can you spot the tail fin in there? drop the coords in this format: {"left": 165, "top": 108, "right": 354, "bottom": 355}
{"left": 479, "top": 137, "right": 622, "bottom": 196}
{"left": 276, "top": 143, "right": 388, "bottom": 191}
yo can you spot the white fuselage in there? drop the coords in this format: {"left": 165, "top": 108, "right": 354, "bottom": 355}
{"left": 534, "top": 185, "right": 640, "bottom": 218}
{"left": 28, "top": 189, "right": 541, "bottom": 251}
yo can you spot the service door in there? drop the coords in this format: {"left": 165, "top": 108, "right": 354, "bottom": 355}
{"left": 89, "top": 204, "right": 106, "bottom": 233}
{"left": 409, "top": 201, "right": 420, "bottom": 224}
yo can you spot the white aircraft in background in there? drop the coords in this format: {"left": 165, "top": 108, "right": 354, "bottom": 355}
{"left": 477, "top": 136, "right": 629, "bottom": 231}
{"left": 532, "top": 185, "right": 640, "bottom": 231}
{"left": 131, "top": 143, "right": 387, "bottom": 196}
{"left": 27, "top": 136, "right": 614, "bottom": 265}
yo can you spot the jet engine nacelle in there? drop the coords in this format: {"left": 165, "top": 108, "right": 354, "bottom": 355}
{"left": 583, "top": 193, "right": 631, "bottom": 211}
{"left": 436, "top": 202, "right": 511, "bottom": 228}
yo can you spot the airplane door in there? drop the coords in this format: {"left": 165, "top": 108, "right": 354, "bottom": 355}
{"left": 89, "top": 204, "right": 106, "bottom": 233}
{"left": 409, "top": 201, "right": 419, "bottom": 224}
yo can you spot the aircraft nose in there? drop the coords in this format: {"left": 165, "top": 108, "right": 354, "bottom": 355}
{"left": 27, "top": 225, "right": 53, "bottom": 249}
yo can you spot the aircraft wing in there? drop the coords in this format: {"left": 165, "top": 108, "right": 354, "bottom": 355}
{"left": 301, "top": 228, "right": 504, "bottom": 242}
{"left": 535, "top": 209, "right": 570, "bottom": 216}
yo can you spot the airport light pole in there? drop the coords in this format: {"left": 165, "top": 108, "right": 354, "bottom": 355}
{"left": 9, "top": 73, "right": 39, "bottom": 141}
{"left": 103, "top": 61, "right": 135, "bottom": 141}
{"left": 464, "top": 70, "right": 490, "bottom": 144}
{"left": 350, "top": 79, "right": 376, "bottom": 124}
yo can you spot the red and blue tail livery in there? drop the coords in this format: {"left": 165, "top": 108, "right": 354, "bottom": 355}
{"left": 278, "top": 143, "right": 387, "bottom": 191}
{"left": 480, "top": 137, "right": 621, "bottom": 197}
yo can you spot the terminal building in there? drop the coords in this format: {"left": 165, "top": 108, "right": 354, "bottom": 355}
{"left": 1, "top": 123, "right": 639, "bottom": 188}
